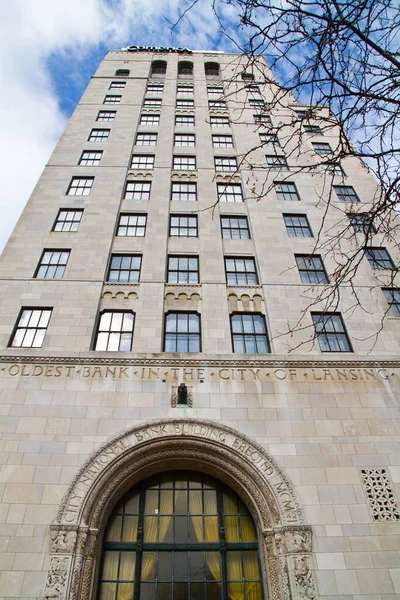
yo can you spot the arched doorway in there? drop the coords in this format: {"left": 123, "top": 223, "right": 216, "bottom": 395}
{"left": 99, "top": 471, "right": 263, "bottom": 600}
{"left": 45, "top": 420, "right": 317, "bottom": 600}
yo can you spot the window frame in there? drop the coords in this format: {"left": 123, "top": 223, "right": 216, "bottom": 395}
{"left": 135, "top": 133, "right": 158, "bottom": 146}
{"left": 67, "top": 177, "right": 94, "bottom": 196}
{"left": 107, "top": 254, "right": 142, "bottom": 283}
{"left": 172, "top": 155, "right": 196, "bottom": 171}
{"left": 210, "top": 116, "right": 230, "bottom": 128}
{"left": 34, "top": 249, "right": 70, "bottom": 280}
{"left": 169, "top": 214, "right": 198, "bottom": 238}
{"left": 53, "top": 209, "right": 83, "bottom": 233}
{"left": 117, "top": 213, "right": 147, "bottom": 237}
{"left": 365, "top": 247, "right": 395, "bottom": 270}
{"left": 9, "top": 307, "right": 53, "bottom": 349}
{"left": 283, "top": 214, "right": 313, "bottom": 238}
{"left": 167, "top": 255, "right": 199, "bottom": 284}
{"left": 163, "top": 312, "right": 201, "bottom": 352}
{"left": 109, "top": 81, "right": 126, "bottom": 89}
{"left": 212, "top": 135, "right": 234, "bottom": 148}
{"left": 295, "top": 254, "right": 329, "bottom": 284}
{"left": 171, "top": 182, "right": 197, "bottom": 202}
{"left": 274, "top": 182, "right": 300, "bottom": 202}
{"left": 334, "top": 186, "right": 360, "bottom": 202}
{"left": 130, "top": 155, "right": 155, "bottom": 170}
{"left": 88, "top": 128, "right": 110, "bottom": 142}
{"left": 94, "top": 310, "right": 135, "bottom": 352}
{"left": 175, "top": 114, "right": 195, "bottom": 126}
{"left": 176, "top": 99, "right": 195, "bottom": 109}
{"left": 221, "top": 216, "right": 251, "bottom": 240}
{"left": 174, "top": 134, "right": 196, "bottom": 147}
{"left": 217, "top": 183, "right": 244, "bottom": 203}
{"left": 266, "top": 155, "right": 289, "bottom": 170}
{"left": 225, "top": 256, "right": 259, "bottom": 286}
{"left": 176, "top": 84, "right": 194, "bottom": 95}
{"left": 312, "top": 312, "right": 353, "bottom": 353}
{"left": 143, "top": 98, "right": 162, "bottom": 109}
{"left": 348, "top": 213, "right": 376, "bottom": 234}
{"left": 124, "top": 181, "right": 152, "bottom": 201}
{"left": 214, "top": 156, "right": 238, "bottom": 172}
{"left": 96, "top": 111, "right": 116, "bottom": 122}
{"left": 146, "top": 83, "right": 164, "bottom": 94}
{"left": 139, "top": 114, "right": 160, "bottom": 126}
{"left": 79, "top": 150, "right": 103, "bottom": 166}
{"left": 230, "top": 313, "right": 270, "bottom": 354}
{"left": 382, "top": 288, "right": 400, "bottom": 317}
{"left": 312, "top": 142, "right": 333, "bottom": 156}
{"left": 103, "top": 95, "right": 121, "bottom": 104}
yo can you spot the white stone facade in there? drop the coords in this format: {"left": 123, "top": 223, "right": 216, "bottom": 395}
{"left": 0, "top": 49, "right": 399, "bottom": 600}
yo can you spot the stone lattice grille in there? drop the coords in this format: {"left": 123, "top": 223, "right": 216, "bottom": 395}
{"left": 361, "top": 468, "right": 400, "bottom": 521}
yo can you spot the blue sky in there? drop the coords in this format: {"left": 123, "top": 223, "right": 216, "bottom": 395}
{"left": 0, "top": 0, "right": 242, "bottom": 252}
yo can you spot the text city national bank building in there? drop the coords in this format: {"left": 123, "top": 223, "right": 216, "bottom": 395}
{"left": 0, "top": 46, "right": 399, "bottom": 600}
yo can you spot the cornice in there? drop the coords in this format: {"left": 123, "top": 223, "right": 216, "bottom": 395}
{"left": 0, "top": 354, "right": 399, "bottom": 369}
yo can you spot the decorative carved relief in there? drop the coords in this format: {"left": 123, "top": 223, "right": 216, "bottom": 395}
{"left": 50, "top": 531, "right": 77, "bottom": 554}
{"left": 44, "top": 557, "right": 69, "bottom": 599}
{"left": 228, "top": 292, "right": 263, "bottom": 312}
{"left": 293, "top": 556, "right": 317, "bottom": 600}
{"left": 101, "top": 288, "right": 138, "bottom": 300}
{"left": 361, "top": 468, "right": 400, "bottom": 521}
{"left": 171, "top": 172, "right": 197, "bottom": 181}
{"left": 215, "top": 173, "right": 241, "bottom": 183}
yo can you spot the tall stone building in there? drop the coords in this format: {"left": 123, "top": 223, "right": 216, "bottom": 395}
{"left": 0, "top": 47, "right": 399, "bottom": 600}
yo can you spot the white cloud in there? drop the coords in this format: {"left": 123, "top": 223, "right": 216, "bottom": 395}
{"left": 0, "top": 0, "right": 235, "bottom": 253}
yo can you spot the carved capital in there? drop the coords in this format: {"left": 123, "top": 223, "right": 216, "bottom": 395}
{"left": 44, "top": 556, "right": 69, "bottom": 599}
{"left": 290, "top": 555, "right": 318, "bottom": 600}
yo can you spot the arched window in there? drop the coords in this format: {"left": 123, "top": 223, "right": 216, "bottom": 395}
{"left": 178, "top": 61, "right": 193, "bottom": 79}
{"left": 116, "top": 69, "right": 130, "bottom": 77}
{"left": 205, "top": 62, "right": 220, "bottom": 80}
{"left": 151, "top": 61, "right": 167, "bottom": 78}
{"left": 98, "top": 471, "right": 263, "bottom": 600}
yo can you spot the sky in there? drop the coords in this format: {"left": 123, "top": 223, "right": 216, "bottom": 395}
{"left": 0, "top": 0, "right": 242, "bottom": 253}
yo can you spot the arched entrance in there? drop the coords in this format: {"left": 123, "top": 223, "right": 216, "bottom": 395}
{"left": 44, "top": 420, "right": 318, "bottom": 600}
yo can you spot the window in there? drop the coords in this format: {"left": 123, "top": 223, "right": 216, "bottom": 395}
{"left": 259, "top": 133, "right": 280, "bottom": 146}
{"left": 365, "top": 247, "right": 394, "bottom": 270}
{"left": 151, "top": 60, "right": 167, "bottom": 77}
{"left": 67, "top": 177, "right": 94, "bottom": 196}
{"left": 136, "top": 133, "right": 158, "bottom": 146}
{"left": 221, "top": 216, "right": 250, "bottom": 239}
{"left": 205, "top": 62, "right": 220, "bottom": 79}
{"left": 167, "top": 256, "right": 199, "bottom": 284}
{"left": 147, "top": 83, "right": 164, "bottom": 94}
{"left": 207, "top": 86, "right": 224, "bottom": 96}
{"left": 10, "top": 308, "right": 52, "bottom": 348}
{"left": 348, "top": 213, "right": 376, "bottom": 234}
{"left": 312, "top": 142, "right": 332, "bottom": 156}
{"left": 178, "top": 61, "right": 193, "bottom": 78}
{"left": 170, "top": 215, "right": 198, "bottom": 237}
{"left": 164, "top": 314, "right": 201, "bottom": 351}
{"left": 177, "top": 85, "right": 193, "bottom": 95}
{"left": 304, "top": 125, "right": 322, "bottom": 135}
{"left": 174, "top": 134, "right": 195, "bottom": 147}
{"left": 173, "top": 156, "right": 196, "bottom": 171}
{"left": 249, "top": 99, "right": 265, "bottom": 109}
{"left": 254, "top": 114, "right": 272, "bottom": 126}
{"left": 131, "top": 155, "right": 154, "bottom": 170}
{"left": 217, "top": 183, "right": 243, "bottom": 203}
{"left": 124, "top": 181, "right": 151, "bottom": 200}
{"left": 95, "top": 311, "right": 134, "bottom": 351}
{"left": 176, "top": 99, "right": 194, "bottom": 109}
{"left": 109, "top": 81, "right": 125, "bottom": 89}
{"left": 175, "top": 114, "right": 195, "bottom": 126}
{"left": 231, "top": 314, "right": 270, "bottom": 353}
{"left": 143, "top": 98, "right": 162, "bottom": 109}
{"left": 214, "top": 157, "right": 237, "bottom": 172}
{"left": 99, "top": 471, "right": 263, "bottom": 599}
{"left": 296, "top": 255, "right": 328, "bottom": 284}
{"left": 108, "top": 255, "right": 142, "bottom": 283}
{"left": 104, "top": 95, "right": 121, "bottom": 104}
{"left": 382, "top": 288, "right": 400, "bottom": 317}
{"left": 294, "top": 110, "right": 309, "bottom": 119}
{"left": 208, "top": 100, "right": 227, "bottom": 110}
{"left": 171, "top": 182, "right": 197, "bottom": 202}
{"left": 225, "top": 257, "right": 258, "bottom": 285}
{"left": 140, "top": 114, "right": 160, "bottom": 125}
{"left": 247, "top": 86, "right": 262, "bottom": 98}
{"left": 115, "top": 69, "right": 129, "bottom": 76}
{"left": 324, "top": 162, "right": 345, "bottom": 176}
{"left": 88, "top": 128, "right": 109, "bottom": 141}
{"left": 117, "top": 214, "right": 147, "bottom": 237}
{"left": 334, "top": 186, "right": 359, "bottom": 202}
{"left": 242, "top": 72, "right": 255, "bottom": 81}
{"left": 283, "top": 214, "right": 312, "bottom": 237}
{"left": 79, "top": 151, "right": 102, "bottom": 166}
{"left": 53, "top": 209, "right": 83, "bottom": 232}
{"left": 266, "top": 155, "right": 289, "bottom": 170}
{"left": 312, "top": 313, "right": 352, "bottom": 352}
{"left": 275, "top": 182, "right": 299, "bottom": 201}
{"left": 212, "top": 135, "right": 234, "bottom": 148}
{"left": 97, "top": 111, "right": 116, "bottom": 122}
{"left": 35, "top": 250, "right": 70, "bottom": 279}
{"left": 210, "top": 116, "right": 229, "bottom": 127}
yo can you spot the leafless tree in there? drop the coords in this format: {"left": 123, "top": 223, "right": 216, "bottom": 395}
{"left": 174, "top": 0, "right": 400, "bottom": 350}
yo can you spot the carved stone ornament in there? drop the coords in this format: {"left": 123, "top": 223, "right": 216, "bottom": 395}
{"left": 171, "top": 385, "right": 193, "bottom": 407}
{"left": 45, "top": 418, "right": 317, "bottom": 600}
{"left": 44, "top": 556, "right": 69, "bottom": 599}
{"left": 292, "top": 556, "right": 317, "bottom": 600}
